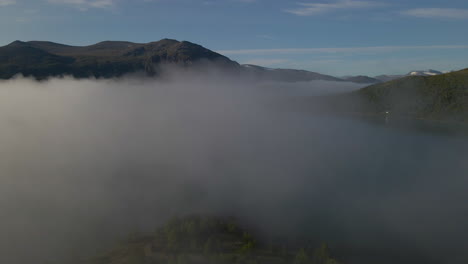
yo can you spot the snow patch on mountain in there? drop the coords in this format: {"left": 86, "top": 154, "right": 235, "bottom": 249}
{"left": 408, "top": 69, "right": 443, "bottom": 76}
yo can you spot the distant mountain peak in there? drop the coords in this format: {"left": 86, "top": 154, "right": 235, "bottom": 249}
{"left": 374, "top": 69, "right": 444, "bottom": 82}
{"left": 407, "top": 69, "right": 443, "bottom": 76}
{"left": 6, "top": 40, "right": 28, "bottom": 47}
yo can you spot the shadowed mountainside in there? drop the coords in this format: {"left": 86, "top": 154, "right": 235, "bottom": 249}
{"left": 0, "top": 39, "right": 239, "bottom": 79}
{"left": 358, "top": 68, "right": 468, "bottom": 121}
{"left": 241, "top": 64, "right": 344, "bottom": 82}
{"left": 342, "top": 75, "right": 380, "bottom": 84}
{"left": 0, "top": 39, "right": 370, "bottom": 83}
{"left": 284, "top": 68, "right": 468, "bottom": 124}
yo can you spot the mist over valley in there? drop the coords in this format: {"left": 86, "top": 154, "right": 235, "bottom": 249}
{"left": 0, "top": 65, "right": 468, "bottom": 264}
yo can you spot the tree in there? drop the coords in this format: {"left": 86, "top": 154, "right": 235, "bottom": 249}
{"left": 204, "top": 238, "right": 214, "bottom": 255}
{"left": 294, "top": 248, "right": 309, "bottom": 264}
{"left": 240, "top": 241, "right": 255, "bottom": 255}
{"left": 312, "top": 243, "right": 331, "bottom": 264}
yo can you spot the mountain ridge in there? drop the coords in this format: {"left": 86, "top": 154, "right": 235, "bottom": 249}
{"left": 0, "top": 39, "right": 392, "bottom": 83}
{"left": 0, "top": 39, "right": 239, "bottom": 79}
{"left": 0, "top": 39, "right": 455, "bottom": 88}
{"left": 358, "top": 68, "right": 468, "bottom": 121}
{"left": 342, "top": 75, "right": 381, "bottom": 84}
{"left": 374, "top": 69, "right": 444, "bottom": 82}
{"left": 241, "top": 64, "right": 344, "bottom": 82}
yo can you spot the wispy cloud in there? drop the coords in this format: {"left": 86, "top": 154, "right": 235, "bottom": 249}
{"left": 0, "top": 0, "right": 16, "bottom": 6}
{"left": 402, "top": 8, "right": 468, "bottom": 20}
{"left": 47, "top": 0, "right": 116, "bottom": 10}
{"left": 285, "top": 0, "right": 382, "bottom": 16}
{"left": 256, "top": 34, "right": 275, "bottom": 40}
{"left": 218, "top": 45, "right": 468, "bottom": 55}
{"left": 243, "top": 59, "right": 290, "bottom": 66}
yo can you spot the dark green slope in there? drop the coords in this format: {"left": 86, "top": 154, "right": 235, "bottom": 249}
{"left": 27, "top": 40, "right": 138, "bottom": 56}
{"left": 282, "top": 68, "right": 468, "bottom": 125}
{"left": 87, "top": 216, "right": 340, "bottom": 264}
{"left": 0, "top": 41, "right": 75, "bottom": 78}
{"left": 0, "top": 39, "right": 239, "bottom": 79}
{"left": 358, "top": 68, "right": 468, "bottom": 121}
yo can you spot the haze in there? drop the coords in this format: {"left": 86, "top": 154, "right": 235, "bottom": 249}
{"left": 1, "top": 70, "right": 467, "bottom": 264}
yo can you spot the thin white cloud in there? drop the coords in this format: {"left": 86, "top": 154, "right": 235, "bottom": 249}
{"left": 402, "top": 8, "right": 468, "bottom": 20}
{"left": 256, "top": 34, "right": 275, "bottom": 40}
{"left": 0, "top": 0, "right": 16, "bottom": 6}
{"left": 47, "top": 0, "right": 115, "bottom": 10}
{"left": 218, "top": 45, "right": 468, "bottom": 55}
{"left": 244, "top": 59, "right": 290, "bottom": 66}
{"left": 285, "top": 0, "right": 382, "bottom": 16}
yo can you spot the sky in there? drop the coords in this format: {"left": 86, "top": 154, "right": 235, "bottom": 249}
{"left": 1, "top": 0, "right": 468, "bottom": 76}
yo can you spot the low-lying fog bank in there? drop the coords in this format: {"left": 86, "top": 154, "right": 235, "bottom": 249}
{"left": 0, "top": 71, "right": 467, "bottom": 264}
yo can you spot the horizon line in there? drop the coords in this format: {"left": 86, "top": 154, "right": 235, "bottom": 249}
{"left": 217, "top": 45, "right": 468, "bottom": 55}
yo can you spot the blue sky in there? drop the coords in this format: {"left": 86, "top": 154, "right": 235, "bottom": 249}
{"left": 1, "top": 0, "right": 468, "bottom": 76}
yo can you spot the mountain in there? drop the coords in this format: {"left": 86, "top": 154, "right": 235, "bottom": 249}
{"left": 358, "top": 68, "right": 468, "bottom": 122}
{"left": 407, "top": 69, "right": 443, "bottom": 76}
{"left": 241, "top": 64, "right": 345, "bottom": 82}
{"left": 374, "top": 70, "right": 443, "bottom": 82}
{"left": 86, "top": 216, "right": 341, "bottom": 264}
{"left": 374, "top": 74, "right": 404, "bottom": 82}
{"left": 0, "top": 39, "right": 394, "bottom": 84}
{"left": 285, "top": 68, "right": 468, "bottom": 124}
{"left": 0, "top": 39, "right": 351, "bottom": 82}
{"left": 0, "top": 39, "right": 239, "bottom": 79}
{"left": 342, "top": 75, "right": 381, "bottom": 84}
{"left": 0, "top": 39, "right": 450, "bottom": 89}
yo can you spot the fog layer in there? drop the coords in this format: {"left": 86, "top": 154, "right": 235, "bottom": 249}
{"left": 0, "top": 72, "right": 467, "bottom": 264}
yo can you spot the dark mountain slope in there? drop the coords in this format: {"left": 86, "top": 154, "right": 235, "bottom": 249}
{"left": 0, "top": 41, "right": 74, "bottom": 65}
{"left": 343, "top": 75, "right": 380, "bottom": 84}
{"left": 241, "top": 64, "right": 344, "bottom": 82}
{"left": 0, "top": 39, "right": 239, "bottom": 79}
{"left": 358, "top": 68, "right": 468, "bottom": 121}
{"left": 283, "top": 68, "right": 468, "bottom": 124}
{"left": 374, "top": 74, "right": 404, "bottom": 82}
{"left": 0, "top": 41, "right": 75, "bottom": 78}
{"left": 27, "top": 40, "right": 139, "bottom": 56}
